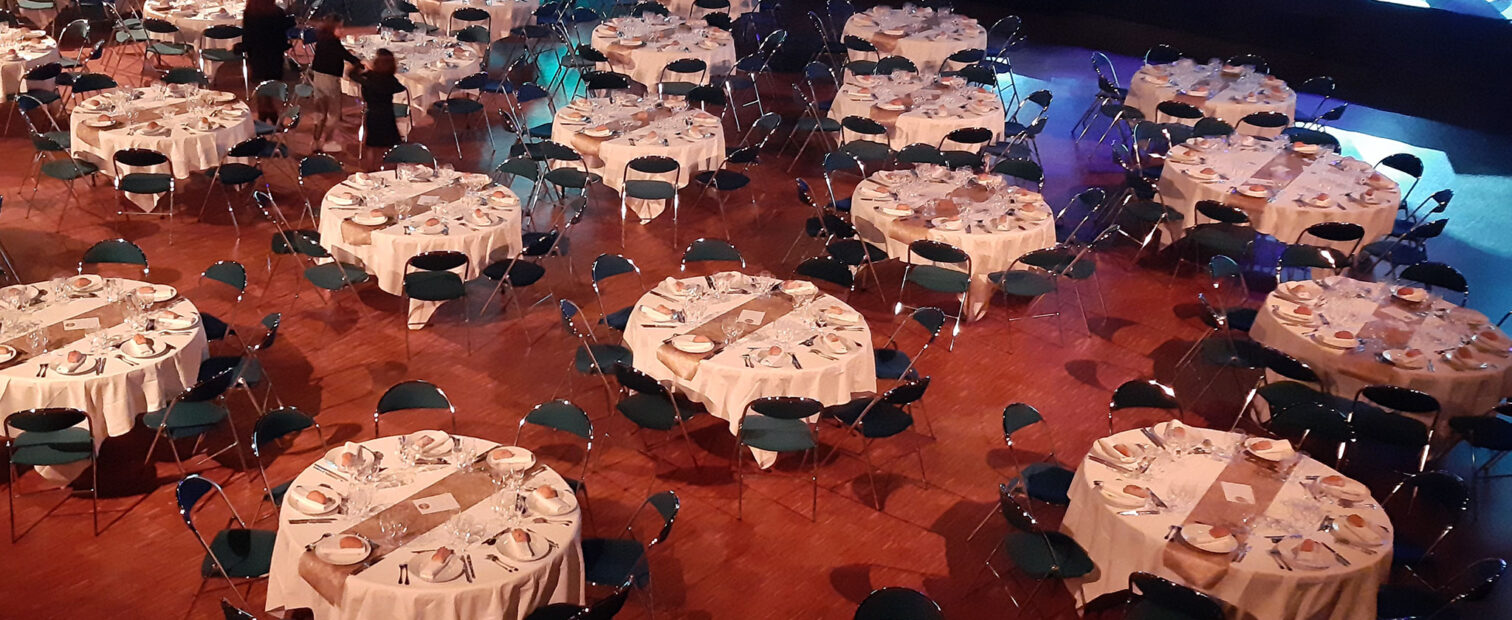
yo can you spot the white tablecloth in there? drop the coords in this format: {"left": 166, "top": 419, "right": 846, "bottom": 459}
{"left": 549, "top": 97, "right": 724, "bottom": 216}
{"left": 142, "top": 0, "right": 243, "bottom": 42}
{"left": 415, "top": 0, "right": 539, "bottom": 40}
{"left": 0, "top": 28, "right": 59, "bottom": 99}
{"left": 1250, "top": 277, "right": 1512, "bottom": 426}
{"left": 0, "top": 279, "right": 207, "bottom": 481}
{"left": 342, "top": 33, "right": 484, "bottom": 118}
{"left": 829, "top": 73, "right": 1003, "bottom": 148}
{"left": 317, "top": 169, "right": 522, "bottom": 327}
{"left": 1125, "top": 61, "right": 1297, "bottom": 126}
{"left": 70, "top": 86, "right": 255, "bottom": 181}
{"left": 657, "top": 0, "right": 755, "bottom": 17}
{"left": 1062, "top": 427, "right": 1392, "bottom": 620}
{"left": 1156, "top": 137, "right": 1400, "bottom": 246}
{"left": 622, "top": 272, "right": 876, "bottom": 467}
{"left": 842, "top": 7, "right": 985, "bottom": 75}
{"left": 266, "top": 435, "right": 586, "bottom": 620}
{"left": 590, "top": 16, "right": 736, "bottom": 89}
{"left": 850, "top": 166, "right": 1056, "bottom": 320}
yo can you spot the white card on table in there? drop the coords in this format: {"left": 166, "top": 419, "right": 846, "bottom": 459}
{"left": 63, "top": 318, "right": 100, "bottom": 331}
{"left": 417, "top": 196, "right": 441, "bottom": 206}
{"left": 737, "top": 310, "right": 764, "bottom": 325}
{"left": 412, "top": 493, "right": 460, "bottom": 514}
{"left": 1220, "top": 482, "right": 1255, "bottom": 504}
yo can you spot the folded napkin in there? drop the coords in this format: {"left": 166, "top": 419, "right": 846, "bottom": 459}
{"left": 409, "top": 430, "right": 451, "bottom": 456}
{"left": 1245, "top": 437, "right": 1294, "bottom": 460}
{"left": 291, "top": 485, "right": 337, "bottom": 513}
{"left": 1334, "top": 514, "right": 1384, "bottom": 546}
{"left": 533, "top": 485, "right": 569, "bottom": 513}
{"left": 322, "top": 535, "right": 370, "bottom": 564}
{"left": 503, "top": 529, "right": 537, "bottom": 558}
{"left": 823, "top": 305, "right": 861, "bottom": 324}
{"left": 821, "top": 333, "right": 850, "bottom": 354}
{"left": 780, "top": 280, "right": 817, "bottom": 296}
{"left": 640, "top": 304, "right": 676, "bottom": 322}
{"left": 418, "top": 547, "right": 456, "bottom": 579}
{"left": 156, "top": 310, "right": 196, "bottom": 330}
{"left": 60, "top": 351, "right": 90, "bottom": 373}
{"left": 1098, "top": 482, "right": 1148, "bottom": 508}
{"left": 332, "top": 442, "right": 366, "bottom": 470}
{"left": 660, "top": 277, "right": 691, "bottom": 296}
{"left": 1317, "top": 474, "right": 1370, "bottom": 502}
{"left": 1289, "top": 538, "right": 1333, "bottom": 568}
{"left": 1157, "top": 419, "right": 1195, "bottom": 443}
{"left": 488, "top": 446, "right": 534, "bottom": 470}
{"left": 1093, "top": 437, "right": 1138, "bottom": 464}
{"left": 1181, "top": 524, "right": 1233, "bottom": 548}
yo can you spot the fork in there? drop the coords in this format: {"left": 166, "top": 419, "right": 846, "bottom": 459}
{"left": 398, "top": 563, "right": 409, "bottom": 585}
{"left": 36, "top": 363, "right": 47, "bottom": 378}
{"left": 484, "top": 553, "right": 517, "bottom": 572}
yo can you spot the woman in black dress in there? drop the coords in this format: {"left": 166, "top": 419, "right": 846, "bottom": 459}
{"left": 349, "top": 49, "right": 404, "bottom": 167}
{"left": 242, "top": 0, "right": 294, "bottom": 121}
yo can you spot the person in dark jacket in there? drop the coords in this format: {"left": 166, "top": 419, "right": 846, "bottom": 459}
{"left": 242, "top": 0, "right": 294, "bottom": 121}
{"left": 310, "top": 17, "right": 362, "bottom": 153}
{"left": 349, "top": 48, "right": 404, "bottom": 167}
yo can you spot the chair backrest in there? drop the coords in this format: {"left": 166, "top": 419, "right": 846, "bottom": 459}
{"left": 794, "top": 256, "right": 853, "bottom": 290}
{"left": 614, "top": 363, "right": 668, "bottom": 397}
{"left": 1144, "top": 43, "right": 1181, "bottom": 65}
{"left": 1191, "top": 117, "right": 1233, "bottom": 138}
{"left": 854, "top": 587, "right": 943, "bottom": 620}
{"left": 251, "top": 406, "right": 320, "bottom": 456}
{"left": 997, "top": 483, "right": 1040, "bottom": 533}
{"left": 1224, "top": 53, "right": 1269, "bottom": 74}
{"left": 520, "top": 399, "right": 593, "bottom": 442}
{"left": 382, "top": 143, "right": 437, "bottom": 167}
{"left": 1108, "top": 379, "right": 1181, "bottom": 433}
{"left": 374, "top": 380, "right": 455, "bottom": 435}
{"left": 1441, "top": 558, "right": 1509, "bottom": 608}
{"left": 896, "top": 143, "right": 947, "bottom": 167}
{"left": 1237, "top": 111, "right": 1289, "bottom": 130}
{"left": 202, "top": 260, "right": 247, "bottom": 293}
{"left": 680, "top": 238, "right": 744, "bottom": 269}
{"left": 907, "top": 239, "right": 969, "bottom": 267}
{"left": 1194, "top": 200, "right": 1249, "bottom": 225}
{"left": 875, "top": 55, "right": 916, "bottom": 74}
{"left": 1129, "top": 572, "right": 1226, "bottom": 620}
{"left": 175, "top": 474, "right": 249, "bottom": 581}
{"left": 220, "top": 599, "right": 257, "bottom": 620}
{"left": 407, "top": 250, "right": 468, "bottom": 273}
{"left": 991, "top": 158, "right": 1044, "bottom": 188}
{"left": 79, "top": 238, "right": 148, "bottom": 275}
{"left": 1399, "top": 261, "right": 1468, "bottom": 299}
{"left": 747, "top": 396, "right": 823, "bottom": 421}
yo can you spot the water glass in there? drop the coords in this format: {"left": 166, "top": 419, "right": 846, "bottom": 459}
{"left": 378, "top": 512, "right": 409, "bottom": 546}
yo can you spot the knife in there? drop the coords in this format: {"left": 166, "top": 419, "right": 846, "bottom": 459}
{"left": 1141, "top": 427, "right": 1167, "bottom": 449}
{"left": 1087, "top": 454, "right": 1135, "bottom": 472}
{"left": 1318, "top": 540, "right": 1351, "bottom": 566}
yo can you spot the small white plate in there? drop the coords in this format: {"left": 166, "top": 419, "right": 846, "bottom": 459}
{"left": 1392, "top": 287, "right": 1429, "bottom": 304}
{"left": 497, "top": 535, "right": 550, "bottom": 562}
{"left": 671, "top": 334, "right": 714, "bottom": 353}
{"left": 288, "top": 485, "right": 341, "bottom": 516}
{"left": 1243, "top": 437, "right": 1293, "bottom": 461}
{"left": 879, "top": 205, "right": 913, "bottom": 217}
{"left": 351, "top": 213, "right": 388, "bottom": 226}
{"left": 141, "top": 284, "right": 177, "bottom": 303}
{"left": 313, "top": 535, "right": 373, "bottom": 565}
{"left": 931, "top": 217, "right": 963, "bottom": 230}
{"left": 1380, "top": 348, "right": 1428, "bottom": 369}
{"left": 121, "top": 338, "right": 170, "bottom": 359}
{"left": 0, "top": 345, "right": 16, "bottom": 363}
{"left": 1237, "top": 185, "right": 1270, "bottom": 198}
{"left": 1278, "top": 537, "right": 1334, "bottom": 570}
{"left": 54, "top": 356, "right": 96, "bottom": 375}
{"left": 85, "top": 119, "right": 117, "bottom": 128}
{"left": 67, "top": 274, "right": 104, "bottom": 293}
{"left": 409, "top": 429, "right": 452, "bottom": 457}
{"left": 1311, "top": 331, "right": 1358, "bottom": 349}
{"left": 1180, "top": 524, "right": 1238, "bottom": 554}
{"left": 582, "top": 127, "right": 614, "bottom": 138}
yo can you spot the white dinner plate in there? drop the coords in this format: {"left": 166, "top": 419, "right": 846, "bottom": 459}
{"left": 288, "top": 484, "right": 341, "bottom": 516}
{"left": 497, "top": 535, "right": 550, "bottom": 562}
{"left": 1278, "top": 537, "right": 1334, "bottom": 570}
{"left": 528, "top": 488, "right": 579, "bottom": 516}
{"left": 671, "top": 334, "right": 714, "bottom": 353}
{"left": 313, "top": 535, "right": 372, "bottom": 565}
{"left": 0, "top": 345, "right": 16, "bottom": 364}
{"left": 415, "top": 555, "right": 466, "bottom": 582}
{"left": 1180, "top": 524, "right": 1238, "bottom": 554}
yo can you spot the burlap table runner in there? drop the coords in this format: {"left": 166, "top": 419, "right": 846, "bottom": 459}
{"left": 297, "top": 464, "right": 497, "bottom": 604}
{"left": 1327, "top": 297, "right": 1434, "bottom": 385}
{"left": 884, "top": 183, "right": 996, "bottom": 245}
{"left": 654, "top": 291, "right": 795, "bottom": 380}
{"left": 3, "top": 301, "right": 127, "bottom": 358}
{"left": 868, "top": 84, "right": 949, "bottom": 132}
{"left": 567, "top": 106, "right": 679, "bottom": 158}
{"left": 338, "top": 180, "right": 468, "bottom": 246}
{"left": 1222, "top": 149, "right": 1312, "bottom": 219}
{"left": 1162, "top": 453, "right": 1292, "bottom": 588}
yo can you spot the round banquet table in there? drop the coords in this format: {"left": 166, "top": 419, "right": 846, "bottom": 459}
{"left": 1156, "top": 136, "right": 1400, "bottom": 248}
{"left": 142, "top": 0, "right": 244, "bottom": 41}
{"left": 590, "top": 15, "right": 736, "bottom": 89}
{"left": 657, "top": 0, "right": 755, "bottom": 17}
{"left": 341, "top": 32, "right": 484, "bottom": 118}
{"left": 842, "top": 6, "right": 986, "bottom": 75}
{"left": 621, "top": 272, "right": 876, "bottom": 467}
{"left": 849, "top": 165, "right": 1057, "bottom": 321}
{"left": 550, "top": 96, "right": 724, "bottom": 218}
{"left": 1124, "top": 60, "right": 1297, "bottom": 126}
{"left": 69, "top": 86, "right": 254, "bottom": 181}
{"left": 1250, "top": 276, "right": 1512, "bottom": 429}
{"left": 1062, "top": 425, "right": 1393, "bottom": 620}
{"left": 0, "top": 27, "right": 60, "bottom": 100}
{"left": 265, "top": 435, "right": 586, "bottom": 620}
{"left": 829, "top": 72, "right": 1004, "bottom": 148}
{"left": 415, "top": 0, "right": 540, "bottom": 40}
{"left": 317, "top": 167, "right": 522, "bottom": 328}
{"left": 0, "top": 279, "right": 207, "bottom": 481}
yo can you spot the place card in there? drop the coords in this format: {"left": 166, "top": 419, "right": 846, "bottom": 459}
{"left": 62, "top": 318, "right": 100, "bottom": 331}
{"left": 737, "top": 310, "right": 764, "bottom": 325}
{"left": 412, "top": 493, "right": 460, "bottom": 514}
{"left": 1220, "top": 482, "right": 1255, "bottom": 504}
{"left": 417, "top": 196, "right": 441, "bottom": 206}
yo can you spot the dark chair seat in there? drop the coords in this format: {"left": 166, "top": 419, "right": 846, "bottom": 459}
{"left": 198, "top": 355, "right": 263, "bottom": 386}
{"left": 1188, "top": 223, "right": 1253, "bottom": 256}
{"left": 432, "top": 98, "right": 484, "bottom": 115}
{"left": 10, "top": 427, "right": 92, "bottom": 466}
{"left": 200, "top": 49, "right": 241, "bottom": 62}
{"left": 795, "top": 117, "right": 841, "bottom": 132}
{"left": 41, "top": 159, "right": 97, "bottom": 180}
{"left": 544, "top": 168, "right": 592, "bottom": 189}
{"left": 1004, "top": 531, "right": 1094, "bottom": 579}
{"left": 906, "top": 265, "right": 970, "bottom": 294}
{"left": 616, "top": 393, "right": 685, "bottom": 430}
{"left": 581, "top": 537, "right": 648, "bottom": 586}
{"left": 214, "top": 163, "right": 263, "bottom": 186}
{"left": 1021, "top": 461, "right": 1074, "bottom": 504}
{"left": 200, "top": 528, "right": 277, "bottom": 578}
{"left": 624, "top": 179, "right": 677, "bottom": 200}
{"left": 201, "top": 312, "right": 233, "bottom": 341}
{"left": 741, "top": 416, "right": 815, "bottom": 453}
{"left": 695, "top": 170, "right": 749, "bottom": 191}
{"left": 118, "top": 173, "right": 172, "bottom": 194}
{"left": 840, "top": 140, "right": 890, "bottom": 163}
{"left": 575, "top": 344, "right": 631, "bottom": 374}
{"left": 303, "top": 262, "right": 369, "bottom": 290}
{"left": 528, "top": 122, "right": 553, "bottom": 139}
{"left": 990, "top": 270, "right": 1054, "bottom": 297}
{"left": 481, "top": 259, "right": 545, "bottom": 286}
{"left": 825, "top": 400, "right": 913, "bottom": 438}
{"left": 404, "top": 270, "right": 465, "bottom": 301}
{"left": 1125, "top": 200, "right": 1183, "bottom": 223}
{"left": 941, "top": 150, "right": 983, "bottom": 170}
{"left": 874, "top": 348, "right": 917, "bottom": 380}
{"left": 600, "top": 305, "right": 632, "bottom": 331}
{"left": 142, "top": 401, "right": 230, "bottom": 439}
{"left": 268, "top": 480, "right": 292, "bottom": 506}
